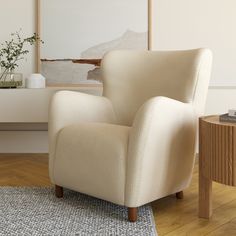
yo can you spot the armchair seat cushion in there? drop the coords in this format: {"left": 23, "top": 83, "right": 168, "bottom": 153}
{"left": 53, "top": 123, "right": 130, "bottom": 205}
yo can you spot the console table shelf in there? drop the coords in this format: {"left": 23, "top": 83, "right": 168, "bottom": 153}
{"left": 0, "top": 87, "right": 102, "bottom": 126}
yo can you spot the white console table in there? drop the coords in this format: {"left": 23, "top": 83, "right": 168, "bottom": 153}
{"left": 0, "top": 87, "right": 102, "bottom": 130}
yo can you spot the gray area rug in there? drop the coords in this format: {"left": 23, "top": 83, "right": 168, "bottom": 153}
{"left": 0, "top": 187, "right": 157, "bottom": 236}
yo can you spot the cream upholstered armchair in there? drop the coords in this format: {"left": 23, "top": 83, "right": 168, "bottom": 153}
{"left": 49, "top": 49, "right": 212, "bottom": 222}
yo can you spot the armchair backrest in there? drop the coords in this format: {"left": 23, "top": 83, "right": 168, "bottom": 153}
{"left": 102, "top": 49, "right": 212, "bottom": 126}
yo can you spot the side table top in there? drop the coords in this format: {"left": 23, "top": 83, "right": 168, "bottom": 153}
{"left": 200, "top": 115, "right": 236, "bottom": 127}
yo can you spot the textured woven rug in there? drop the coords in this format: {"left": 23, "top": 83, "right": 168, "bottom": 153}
{"left": 0, "top": 187, "right": 157, "bottom": 236}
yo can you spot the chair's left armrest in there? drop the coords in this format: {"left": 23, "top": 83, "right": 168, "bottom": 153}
{"left": 49, "top": 90, "right": 116, "bottom": 176}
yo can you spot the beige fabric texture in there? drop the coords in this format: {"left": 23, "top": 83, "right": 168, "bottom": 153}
{"left": 55, "top": 123, "right": 129, "bottom": 205}
{"left": 102, "top": 49, "right": 212, "bottom": 125}
{"left": 49, "top": 49, "right": 212, "bottom": 207}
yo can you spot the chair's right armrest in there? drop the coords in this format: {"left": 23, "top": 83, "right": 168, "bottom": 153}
{"left": 125, "top": 96, "right": 197, "bottom": 207}
{"left": 49, "top": 90, "right": 116, "bottom": 177}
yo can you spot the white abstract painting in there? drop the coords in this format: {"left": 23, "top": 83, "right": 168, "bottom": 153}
{"left": 41, "top": 0, "right": 148, "bottom": 85}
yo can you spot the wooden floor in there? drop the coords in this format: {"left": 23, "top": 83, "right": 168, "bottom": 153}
{"left": 0, "top": 154, "right": 236, "bottom": 235}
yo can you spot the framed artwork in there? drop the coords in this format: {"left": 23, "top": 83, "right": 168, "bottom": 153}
{"left": 37, "top": 0, "right": 152, "bottom": 86}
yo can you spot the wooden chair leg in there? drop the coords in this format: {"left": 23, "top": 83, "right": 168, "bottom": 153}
{"left": 176, "top": 191, "right": 184, "bottom": 199}
{"left": 55, "top": 185, "right": 63, "bottom": 198}
{"left": 128, "top": 207, "right": 138, "bottom": 222}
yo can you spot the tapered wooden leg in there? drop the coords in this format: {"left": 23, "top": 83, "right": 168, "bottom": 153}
{"left": 55, "top": 185, "right": 63, "bottom": 198}
{"left": 176, "top": 191, "right": 184, "bottom": 199}
{"left": 199, "top": 166, "right": 212, "bottom": 218}
{"left": 128, "top": 207, "right": 137, "bottom": 222}
{"left": 198, "top": 117, "right": 212, "bottom": 219}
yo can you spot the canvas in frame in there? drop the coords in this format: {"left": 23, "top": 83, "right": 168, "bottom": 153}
{"left": 37, "top": 0, "right": 152, "bottom": 86}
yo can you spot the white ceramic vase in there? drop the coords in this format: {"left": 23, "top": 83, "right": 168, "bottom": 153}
{"left": 26, "top": 73, "right": 46, "bottom": 88}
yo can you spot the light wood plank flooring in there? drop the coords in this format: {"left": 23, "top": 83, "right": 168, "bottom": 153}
{"left": 0, "top": 154, "right": 236, "bottom": 235}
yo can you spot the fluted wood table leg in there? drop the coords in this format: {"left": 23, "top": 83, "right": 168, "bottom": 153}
{"left": 199, "top": 117, "right": 214, "bottom": 219}
{"left": 199, "top": 168, "right": 212, "bottom": 218}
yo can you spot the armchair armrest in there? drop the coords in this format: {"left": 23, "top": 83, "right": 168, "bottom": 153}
{"left": 125, "top": 96, "right": 197, "bottom": 207}
{"left": 49, "top": 91, "right": 116, "bottom": 177}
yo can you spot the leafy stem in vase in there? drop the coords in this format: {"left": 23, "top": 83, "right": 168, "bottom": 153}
{"left": 0, "top": 30, "right": 43, "bottom": 81}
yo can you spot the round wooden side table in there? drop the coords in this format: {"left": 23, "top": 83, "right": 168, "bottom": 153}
{"left": 199, "top": 115, "right": 236, "bottom": 218}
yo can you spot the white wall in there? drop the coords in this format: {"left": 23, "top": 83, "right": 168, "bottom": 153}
{"left": 151, "top": 0, "right": 236, "bottom": 116}
{"left": 0, "top": 0, "right": 236, "bottom": 153}
{"left": 152, "top": 0, "right": 236, "bottom": 86}
{"left": 0, "top": 131, "right": 48, "bottom": 153}
{"left": 205, "top": 88, "right": 236, "bottom": 115}
{"left": 0, "top": 0, "right": 36, "bottom": 78}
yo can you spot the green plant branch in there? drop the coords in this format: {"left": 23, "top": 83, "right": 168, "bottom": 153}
{"left": 0, "top": 30, "right": 43, "bottom": 81}
{"left": 0, "top": 56, "right": 21, "bottom": 81}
